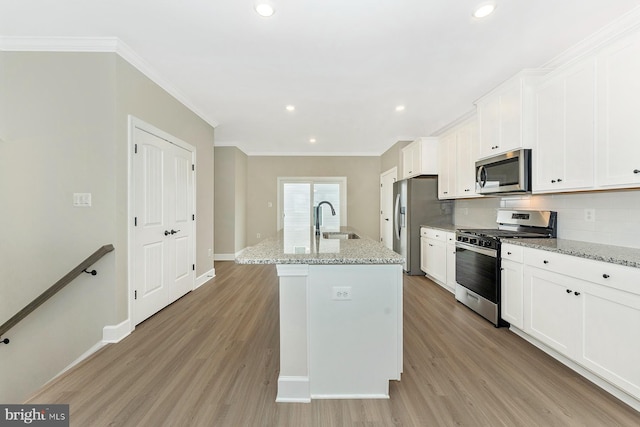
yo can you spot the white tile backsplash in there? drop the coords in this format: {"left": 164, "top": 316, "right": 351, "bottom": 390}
{"left": 454, "top": 189, "right": 640, "bottom": 249}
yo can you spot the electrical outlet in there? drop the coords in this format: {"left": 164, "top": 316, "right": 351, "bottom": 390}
{"left": 256, "top": 232, "right": 261, "bottom": 239}
{"left": 584, "top": 208, "right": 595, "bottom": 222}
{"left": 208, "top": 248, "right": 213, "bottom": 258}
{"left": 332, "top": 286, "right": 352, "bottom": 300}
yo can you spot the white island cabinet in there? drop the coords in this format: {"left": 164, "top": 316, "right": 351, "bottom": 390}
{"left": 236, "top": 227, "right": 403, "bottom": 402}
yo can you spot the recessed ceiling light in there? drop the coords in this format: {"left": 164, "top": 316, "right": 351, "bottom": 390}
{"left": 473, "top": 2, "right": 496, "bottom": 19}
{"left": 255, "top": 3, "right": 275, "bottom": 17}
{"left": 395, "top": 105, "right": 406, "bottom": 112}
{"left": 309, "top": 138, "right": 317, "bottom": 144}
{"left": 285, "top": 105, "right": 295, "bottom": 112}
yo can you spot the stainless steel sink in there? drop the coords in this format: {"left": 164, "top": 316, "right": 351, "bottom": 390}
{"left": 322, "top": 232, "right": 360, "bottom": 240}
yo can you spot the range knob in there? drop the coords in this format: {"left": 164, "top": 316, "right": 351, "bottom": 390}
{"left": 469, "top": 238, "right": 478, "bottom": 245}
{"left": 482, "top": 241, "right": 492, "bottom": 248}
{"left": 462, "top": 237, "right": 469, "bottom": 243}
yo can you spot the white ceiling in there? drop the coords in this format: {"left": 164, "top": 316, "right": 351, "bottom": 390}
{"left": 1, "top": 1, "right": 639, "bottom": 155}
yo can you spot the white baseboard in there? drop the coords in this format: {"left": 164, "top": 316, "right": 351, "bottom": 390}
{"left": 276, "top": 376, "right": 311, "bottom": 403}
{"left": 53, "top": 341, "right": 105, "bottom": 380}
{"left": 195, "top": 268, "right": 215, "bottom": 289}
{"left": 214, "top": 248, "right": 246, "bottom": 262}
{"left": 103, "top": 319, "right": 132, "bottom": 343}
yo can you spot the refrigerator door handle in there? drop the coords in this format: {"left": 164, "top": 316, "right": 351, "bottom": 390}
{"left": 394, "top": 193, "right": 402, "bottom": 240}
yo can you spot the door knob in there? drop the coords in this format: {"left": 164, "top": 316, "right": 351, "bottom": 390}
{"left": 164, "top": 230, "right": 170, "bottom": 236}
{"left": 170, "top": 229, "right": 180, "bottom": 235}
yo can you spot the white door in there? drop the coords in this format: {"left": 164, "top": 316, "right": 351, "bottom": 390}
{"left": 133, "top": 126, "right": 195, "bottom": 325}
{"left": 379, "top": 168, "right": 397, "bottom": 249}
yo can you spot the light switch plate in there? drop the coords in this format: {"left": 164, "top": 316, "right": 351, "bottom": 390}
{"left": 73, "top": 193, "right": 92, "bottom": 207}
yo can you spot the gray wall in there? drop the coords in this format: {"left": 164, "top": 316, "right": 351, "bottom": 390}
{"left": 245, "top": 156, "right": 381, "bottom": 246}
{"left": 380, "top": 140, "right": 411, "bottom": 176}
{"left": 114, "top": 56, "right": 215, "bottom": 319}
{"left": 214, "top": 146, "right": 247, "bottom": 257}
{"left": 0, "top": 51, "right": 215, "bottom": 402}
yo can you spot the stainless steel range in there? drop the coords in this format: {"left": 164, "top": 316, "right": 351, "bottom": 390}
{"left": 455, "top": 209, "right": 557, "bottom": 326}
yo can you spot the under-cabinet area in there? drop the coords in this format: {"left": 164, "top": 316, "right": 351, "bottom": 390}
{"left": 500, "top": 241, "right": 640, "bottom": 409}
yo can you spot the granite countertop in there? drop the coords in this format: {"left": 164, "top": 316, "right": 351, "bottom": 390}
{"left": 236, "top": 226, "right": 405, "bottom": 265}
{"left": 420, "top": 223, "right": 457, "bottom": 232}
{"left": 503, "top": 238, "right": 640, "bottom": 269}
{"left": 419, "top": 224, "right": 477, "bottom": 233}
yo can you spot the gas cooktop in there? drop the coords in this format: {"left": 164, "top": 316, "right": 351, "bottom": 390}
{"left": 457, "top": 229, "right": 552, "bottom": 239}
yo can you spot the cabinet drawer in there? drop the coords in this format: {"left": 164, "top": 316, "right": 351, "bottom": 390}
{"left": 524, "top": 248, "right": 640, "bottom": 295}
{"left": 501, "top": 244, "right": 523, "bottom": 263}
{"left": 424, "top": 228, "right": 446, "bottom": 241}
{"left": 445, "top": 232, "right": 456, "bottom": 244}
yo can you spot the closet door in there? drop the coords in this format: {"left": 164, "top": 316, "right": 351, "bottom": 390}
{"left": 133, "top": 127, "right": 194, "bottom": 325}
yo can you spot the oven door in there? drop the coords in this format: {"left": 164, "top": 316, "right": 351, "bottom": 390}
{"left": 455, "top": 241, "right": 499, "bottom": 303}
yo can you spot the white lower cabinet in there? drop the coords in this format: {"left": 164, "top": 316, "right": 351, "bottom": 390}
{"left": 445, "top": 234, "right": 456, "bottom": 292}
{"left": 420, "top": 227, "right": 454, "bottom": 292}
{"left": 500, "top": 259, "right": 524, "bottom": 329}
{"left": 424, "top": 237, "right": 446, "bottom": 285}
{"left": 518, "top": 247, "right": 640, "bottom": 403}
{"left": 523, "top": 266, "right": 582, "bottom": 357}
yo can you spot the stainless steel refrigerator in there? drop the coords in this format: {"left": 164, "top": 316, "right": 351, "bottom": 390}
{"left": 393, "top": 176, "right": 453, "bottom": 275}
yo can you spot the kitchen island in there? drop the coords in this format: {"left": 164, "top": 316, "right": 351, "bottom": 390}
{"left": 236, "top": 227, "right": 404, "bottom": 402}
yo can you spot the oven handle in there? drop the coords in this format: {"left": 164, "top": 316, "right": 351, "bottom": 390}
{"left": 455, "top": 241, "right": 497, "bottom": 258}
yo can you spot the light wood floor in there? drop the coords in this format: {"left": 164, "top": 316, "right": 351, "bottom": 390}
{"left": 29, "top": 262, "right": 640, "bottom": 426}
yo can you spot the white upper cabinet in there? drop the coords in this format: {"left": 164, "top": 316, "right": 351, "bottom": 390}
{"left": 437, "top": 132, "right": 456, "bottom": 199}
{"left": 437, "top": 115, "right": 478, "bottom": 199}
{"left": 401, "top": 137, "right": 438, "bottom": 179}
{"left": 476, "top": 70, "right": 548, "bottom": 159}
{"left": 456, "top": 118, "right": 478, "bottom": 196}
{"left": 596, "top": 30, "right": 640, "bottom": 188}
{"left": 533, "top": 56, "right": 596, "bottom": 193}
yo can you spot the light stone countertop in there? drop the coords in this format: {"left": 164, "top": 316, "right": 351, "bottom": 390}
{"left": 236, "top": 226, "right": 404, "bottom": 265}
{"left": 420, "top": 223, "right": 457, "bottom": 233}
{"left": 502, "top": 238, "right": 640, "bottom": 269}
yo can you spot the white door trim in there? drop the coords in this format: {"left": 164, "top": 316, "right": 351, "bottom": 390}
{"left": 127, "top": 115, "right": 197, "bottom": 328}
{"left": 380, "top": 167, "right": 397, "bottom": 250}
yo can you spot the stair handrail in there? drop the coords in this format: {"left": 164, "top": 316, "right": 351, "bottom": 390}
{"left": 0, "top": 244, "right": 115, "bottom": 344}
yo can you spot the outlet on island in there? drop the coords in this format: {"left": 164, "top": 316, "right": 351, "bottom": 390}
{"left": 257, "top": 232, "right": 261, "bottom": 239}
{"left": 332, "top": 286, "right": 352, "bottom": 301}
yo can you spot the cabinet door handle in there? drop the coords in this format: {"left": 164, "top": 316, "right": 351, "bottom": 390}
{"left": 566, "top": 289, "right": 572, "bottom": 294}
{"left": 602, "top": 274, "right": 610, "bottom": 279}
{"left": 428, "top": 244, "right": 433, "bottom": 247}
{"left": 557, "top": 178, "right": 563, "bottom": 182}
{"left": 574, "top": 291, "right": 581, "bottom": 296}
{"left": 543, "top": 260, "right": 549, "bottom": 264}
{"left": 634, "top": 169, "right": 640, "bottom": 174}
{"left": 551, "top": 179, "right": 556, "bottom": 183}
{"left": 507, "top": 251, "right": 512, "bottom": 255}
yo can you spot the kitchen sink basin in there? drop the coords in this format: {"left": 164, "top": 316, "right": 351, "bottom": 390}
{"left": 322, "top": 232, "right": 360, "bottom": 240}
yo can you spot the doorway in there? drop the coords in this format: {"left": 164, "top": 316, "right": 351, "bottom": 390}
{"left": 380, "top": 167, "right": 397, "bottom": 249}
{"left": 129, "top": 117, "right": 196, "bottom": 325}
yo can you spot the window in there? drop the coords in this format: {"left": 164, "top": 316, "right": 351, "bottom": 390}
{"left": 277, "top": 177, "right": 347, "bottom": 231}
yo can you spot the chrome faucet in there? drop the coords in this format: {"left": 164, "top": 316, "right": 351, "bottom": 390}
{"left": 315, "top": 201, "right": 336, "bottom": 236}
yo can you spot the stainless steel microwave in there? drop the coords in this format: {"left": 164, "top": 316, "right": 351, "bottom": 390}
{"left": 475, "top": 149, "right": 531, "bottom": 195}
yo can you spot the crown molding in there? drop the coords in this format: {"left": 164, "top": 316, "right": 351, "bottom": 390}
{"left": 0, "top": 36, "right": 218, "bottom": 129}
{"left": 543, "top": 5, "right": 640, "bottom": 69}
